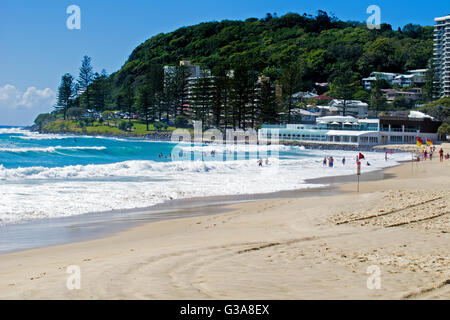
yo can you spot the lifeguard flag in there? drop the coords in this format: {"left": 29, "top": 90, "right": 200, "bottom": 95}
{"left": 426, "top": 138, "right": 433, "bottom": 146}
{"left": 417, "top": 137, "right": 423, "bottom": 147}
{"left": 359, "top": 153, "right": 365, "bottom": 160}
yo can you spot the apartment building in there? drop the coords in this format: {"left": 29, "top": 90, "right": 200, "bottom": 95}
{"left": 434, "top": 14, "right": 450, "bottom": 97}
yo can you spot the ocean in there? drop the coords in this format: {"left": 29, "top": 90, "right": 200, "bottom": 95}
{"left": 0, "top": 126, "right": 411, "bottom": 226}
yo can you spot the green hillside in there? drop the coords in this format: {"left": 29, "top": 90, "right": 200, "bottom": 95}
{"left": 41, "top": 11, "right": 443, "bottom": 135}
{"left": 111, "top": 11, "right": 433, "bottom": 95}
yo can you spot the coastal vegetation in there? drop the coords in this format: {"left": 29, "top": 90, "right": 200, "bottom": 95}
{"left": 35, "top": 11, "right": 449, "bottom": 135}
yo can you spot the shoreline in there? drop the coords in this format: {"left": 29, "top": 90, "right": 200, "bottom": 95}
{"left": 0, "top": 164, "right": 397, "bottom": 255}
{"left": 0, "top": 157, "right": 448, "bottom": 299}
{"left": 1, "top": 126, "right": 414, "bottom": 254}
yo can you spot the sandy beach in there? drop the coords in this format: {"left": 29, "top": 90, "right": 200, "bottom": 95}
{"left": 0, "top": 145, "right": 448, "bottom": 300}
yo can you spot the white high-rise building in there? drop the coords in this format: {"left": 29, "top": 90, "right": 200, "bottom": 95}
{"left": 434, "top": 15, "right": 450, "bottom": 98}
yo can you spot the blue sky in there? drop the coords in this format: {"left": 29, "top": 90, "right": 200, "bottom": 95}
{"left": 0, "top": 0, "right": 448, "bottom": 125}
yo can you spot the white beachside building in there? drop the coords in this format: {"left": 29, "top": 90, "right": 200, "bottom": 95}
{"left": 258, "top": 113, "right": 442, "bottom": 147}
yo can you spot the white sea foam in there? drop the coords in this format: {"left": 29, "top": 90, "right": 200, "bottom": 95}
{"left": 0, "top": 149, "right": 411, "bottom": 226}
{"left": 0, "top": 146, "right": 106, "bottom": 153}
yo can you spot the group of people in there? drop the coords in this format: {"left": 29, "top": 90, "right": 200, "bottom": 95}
{"left": 322, "top": 156, "right": 336, "bottom": 168}
{"left": 420, "top": 147, "right": 448, "bottom": 162}
{"left": 157, "top": 152, "right": 171, "bottom": 159}
{"left": 322, "top": 154, "right": 371, "bottom": 168}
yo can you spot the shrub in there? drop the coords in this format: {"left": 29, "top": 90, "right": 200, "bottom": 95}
{"left": 118, "top": 121, "right": 129, "bottom": 131}
{"left": 153, "top": 121, "right": 168, "bottom": 131}
{"left": 174, "top": 115, "right": 189, "bottom": 128}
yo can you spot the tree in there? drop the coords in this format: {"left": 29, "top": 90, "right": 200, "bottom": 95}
{"left": 190, "top": 70, "right": 213, "bottom": 127}
{"left": 90, "top": 70, "right": 109, "bottom": 112}
{"left": 67, "top": 107, "right": 85, "bottom": 120}
{"left": 247, "top": 71, "right": 260, "bottom": 129}
{"left": 147, "top": 64, "right": 164, "bottom": 121}
{"left": 438, "top": 123, "right": 450, "bottom": 135}
{"left": 102, "top": 111, "right": 115, "bottom": 126}
{"left": 123, "top": 77, "right": 135, "bottom": 122}
{"left": 174, "top": 64, "right": 190, "bottom": 115}
{"left": 259, "top": 78, "right": 278, "bottom": 124}
{"left": 162, "top": 66, "right": 177, "bottom": 122}
{"left": 392, "top": 96, "right": 410, "bottom": 110}
{"left": 174, "top": 115, "right": 189, "bottom": 128}
{"left": 135, "top": 84, "right": 156, "bottom": 131}
{"left": 280, "top": 60, "right": 304, "bottom": 123}
{"left": 211, "top": 65, "right": 232, "bottom": 129}
{"left": 329, "top": 70, "right": 359, "bottom": 116}
{"left": 369, "top": 80, "right": 388, "bottom": 114}
{"left": 56, "top": 73, "right": 75, "bottom": 120}
{"left": 78, "top": 55, "right": 94, "bottom": 110}
{"left": 423, "top": 67, "right": 435, "bottom": 103}
{"left": 230, "top": 62, "right": 252, "bottom": 130}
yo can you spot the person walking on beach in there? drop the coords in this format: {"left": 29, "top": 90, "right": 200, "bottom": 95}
{"left": 329, "top": 157, "right": 334, "bottom": 168}
{"left": 423, "top": 150, "right": 427, "bottom": 160}
{"left": 323, "top": 157, "right": 327, "bottom": 167}
{"left": 439, "top": 147, "right": 444, "bottom": 162}
{"left": 258, "top": 158, "right": 263, "bottom": 167}
{"left": 342, "top": 157, "right": 346, "bottom": 166}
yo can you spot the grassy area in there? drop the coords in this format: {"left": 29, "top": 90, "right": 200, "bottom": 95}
{"left": 41, "top": 120, "right": 182, "bottom": 137}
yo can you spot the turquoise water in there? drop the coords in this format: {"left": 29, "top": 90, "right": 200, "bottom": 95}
{"left": 0, "top": 127, "right": 178, "bottom": 169}
{"left": 0, "top": 126, "right": 410, "bottom": 225}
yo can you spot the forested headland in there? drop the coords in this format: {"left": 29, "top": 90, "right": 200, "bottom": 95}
{"left": 34, "top": 11, "right": 450, "bottom": 136}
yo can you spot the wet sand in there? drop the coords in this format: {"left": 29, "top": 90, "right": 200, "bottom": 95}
{"left": 0, "top": 165, "right": 394, "bottom": 254}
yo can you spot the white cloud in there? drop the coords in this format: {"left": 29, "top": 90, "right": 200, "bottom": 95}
{"left": 0, "top": 84, "right": 56, "bottom": 109}
{"left": 20, "top": 87, "right": 56, "bottom": 108}
{"left": 0, "top": 84, "right": 56, "bottom": 126}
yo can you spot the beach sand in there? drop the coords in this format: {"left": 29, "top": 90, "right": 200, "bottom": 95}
{"left": 0, "top": 146, "right": 448, "bottom": 300}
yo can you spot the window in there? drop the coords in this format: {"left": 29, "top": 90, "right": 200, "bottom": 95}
{"left": 390, "top": 136, "right": 402, "bottom": 143}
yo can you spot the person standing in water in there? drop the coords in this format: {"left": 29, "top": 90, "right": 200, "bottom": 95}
{"left": 323, "top": 157, "right": 327, "bottom": 167}
{"left": 258, "top": 158, "right": 263, "bottom": 167}
{"left": 342, "top": 157, "right": 346, "bottom": 166}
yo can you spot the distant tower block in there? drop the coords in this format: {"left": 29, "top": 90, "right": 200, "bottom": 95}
{"left": 434, "top": 14, "right": 450, "bottom": 98}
